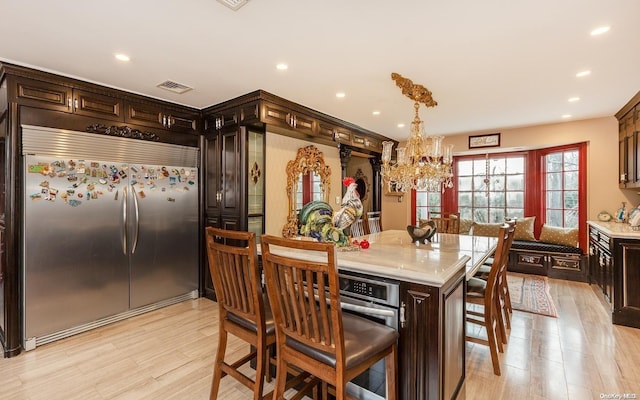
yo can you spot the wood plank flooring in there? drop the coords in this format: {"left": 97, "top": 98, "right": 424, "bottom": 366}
{"left": 1, "top": 278, "right": 639, "bottom": 399}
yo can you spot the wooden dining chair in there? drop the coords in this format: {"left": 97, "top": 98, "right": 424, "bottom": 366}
{"left": 366, "top": 211, "right": 382, "bottom": 234}
{"left": 431, "top": 212, "right": 460, "bottom": 234}
{"left": 465, "top": 222, "right": 515, "bottom": 376}
{"left": 349, "top": 218, "right": 366, "bottom": 238}
{"left": 474, "top": 219, "right": 516, "bottom": 333}
{"left": 261, "top": 234, "right": 399, "bottom": 400}
{"left": 205, "top": 227, "right": 275, "bottom": 400}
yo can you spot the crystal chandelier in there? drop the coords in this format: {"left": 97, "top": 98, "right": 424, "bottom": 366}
{"left": 381, "top": 73, "right": 454, "bottom": 193}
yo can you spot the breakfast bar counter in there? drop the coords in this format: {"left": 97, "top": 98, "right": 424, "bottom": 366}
{"left": 260, "top": 230, "right": 497, "bottom": 400}
{"left": 263, "top": 230, "right": 497, "bottom": 286}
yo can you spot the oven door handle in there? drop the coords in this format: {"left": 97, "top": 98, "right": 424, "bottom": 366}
{"left": 340, "top": 302, "right": 396, "bottom": 318}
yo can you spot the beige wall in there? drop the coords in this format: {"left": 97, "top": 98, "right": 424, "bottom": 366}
{"left": 264, "top": 133, "right": 342, "bottom": 236}
{"left": 380, "top": 116, "right": 637, "bottom": 228}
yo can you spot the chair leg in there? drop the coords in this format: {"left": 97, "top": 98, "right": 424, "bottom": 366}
{"left": 494, "top": 296, "right": 508, "bottom": 345}
{"left": 485, "top": 313, "right": 502, "bottom": 376}
{"left": 253, "top": 339, "right": 267, "bottom": 400}
{"left": 272, "top": 353, "right": 288, "bottom": 400}
{"left": 210, "top": 326, "right": 228, "bottom": 400}
{"left": 386, "top": 344, "right": 398, "bottom": 400}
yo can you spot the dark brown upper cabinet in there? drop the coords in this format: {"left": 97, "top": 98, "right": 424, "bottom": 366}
{"left": 14, "top": 77, "right": 123, "bottom": 122}
{"left": 125, "top": 100, "right": 199, "bottom": 134}
{"left": 261, "top": 101, "right": 316, "bottom": 137}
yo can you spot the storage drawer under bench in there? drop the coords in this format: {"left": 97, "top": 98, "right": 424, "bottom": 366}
{"left": 508, "top": 240, "right": 587, "bottom": 282}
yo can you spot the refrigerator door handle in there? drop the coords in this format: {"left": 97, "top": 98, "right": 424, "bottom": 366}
{"left": 131, "top": 185, "right": 140, "bottom": 254}
{"left": 122, "top": 186, "right": 128, "bottom": 255}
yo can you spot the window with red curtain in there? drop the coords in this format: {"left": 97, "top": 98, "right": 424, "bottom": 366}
{"left": 412, "top": 142, "right": 587, "bottom": 248}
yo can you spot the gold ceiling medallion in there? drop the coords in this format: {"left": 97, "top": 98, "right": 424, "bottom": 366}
{"left": 381, "top": 73, "right": 454, "bottom": 193}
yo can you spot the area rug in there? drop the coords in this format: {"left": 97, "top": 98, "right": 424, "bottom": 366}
{"left": 506, "top": 272, "right": 558, "bottom": 317}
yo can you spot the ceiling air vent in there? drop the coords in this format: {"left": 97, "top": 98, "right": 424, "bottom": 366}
{"left": 216, "top": 0, "right": 249, "bottom": 11}
{"left": 156, "top": 80, "right": 193, "bottom": 94}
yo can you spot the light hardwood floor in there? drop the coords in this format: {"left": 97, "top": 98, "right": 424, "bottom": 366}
{"left": 1, "top": 278, "right": 639, "bottom": 400}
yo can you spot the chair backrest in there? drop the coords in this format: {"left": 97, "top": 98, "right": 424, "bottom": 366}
{"left": 350, "top": 218, "right": 365, "bottom": 237}
{"left": 431, "top": 212, "right": 460, "bottom": 234}
{"left": 260, "top": 235, "right": 346, "bottom": 366}
{"left": 366, "top": 211, "right": 382, "bottom": 234}
{"left": 205, "top": 227, "right": 267, "bottom": 330}
{"left": 484, "top": 223, "right": 516, "bottom": 307}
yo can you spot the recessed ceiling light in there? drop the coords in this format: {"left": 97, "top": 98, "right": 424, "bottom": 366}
{"left": 276, "top": 63, "right": 288, "bottom": 70}
{"left": 372, "top": 111, "right": 381, "bottom": 116}
{"left": 590, "top": 26, "right": 610, "bottom": 36}
{"left": 115, "top": 53, "right": 130, "bottom": 62}
{"left": 562, "top": 114, "right": 572, "bottom": 119}
{"left": 568, "top": 97, "right": 580, "bottom": 102}
{"left": 336, "top": 92, "right": 346, "bottom": 98}
{"left": 397, "top": 123, "right": 405, "bottom": 128}
{"left": 576, "top": 70, "right": 591, "bottom": 78}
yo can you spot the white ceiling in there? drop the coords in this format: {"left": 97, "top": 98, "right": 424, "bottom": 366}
{"left": 2, "top": 0, "right": 640, "bottom": 141}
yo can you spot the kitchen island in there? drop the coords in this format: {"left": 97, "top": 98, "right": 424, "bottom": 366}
{"left": 260, "top": 230, "right": 497, "bottom": 400}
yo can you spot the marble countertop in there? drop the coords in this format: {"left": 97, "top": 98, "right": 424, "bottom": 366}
{"left": 587, "top": 221, "right": 640, "bottom": 239}
{"left": 259, "top": 230, "right": 497, "bottom": 287}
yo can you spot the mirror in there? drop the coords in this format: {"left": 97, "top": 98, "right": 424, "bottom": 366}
{"left": 282, "top": 145, "right": 331, "bottom": 238}
{"left": 354, "top": 168, "right": 369, "bottom": 201}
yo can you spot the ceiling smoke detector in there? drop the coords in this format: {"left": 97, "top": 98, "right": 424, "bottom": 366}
{"left": 156, "top": 80, "right": 193, "bottom": 94}
{"left": 216, "top": 0, "right": 249, "bottom": 11}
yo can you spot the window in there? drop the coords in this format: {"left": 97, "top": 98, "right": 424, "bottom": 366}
{"left": 415, "top": 189, "right": 442, "bottom": 221}
{"left": 296, "top": 171, "right": 322, "bottom": 210}
{"left": 414, "top": 142, "right": 587, "bottom": 248}
{"left": 457, "top": 155, "right": 525, "bottom": 223}
{"left": 543, "top": 148, "right": 580, "bottom": 228}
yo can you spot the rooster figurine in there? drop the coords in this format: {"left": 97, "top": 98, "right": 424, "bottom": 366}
{"left": 298, "top": 177, "right": 363, "bottom": 247}
{"left": 333, "top": 177, "right": 364, "bottom": 231}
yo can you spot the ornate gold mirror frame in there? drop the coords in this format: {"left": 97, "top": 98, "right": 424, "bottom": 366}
{"left": 282, "top": 145, "right": 331, "bottom": 238}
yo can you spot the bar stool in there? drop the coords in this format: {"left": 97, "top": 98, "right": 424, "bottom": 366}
{"left": 473, "top": 219, "right": 516, "bottom": 333}
{"left": 205, "top": 227, "right": 274, "bottom": 400}
{"left": 261, "top": 234, "right": 399, "bottom": 399}
{"left": 366, "top": 211, "right": 382, "bottom": 234}
{"left": 349, "top": 218, "right": 366, "bottom": 237}
{"left": 465, "top": 222, "right": 515, "bottom": 376}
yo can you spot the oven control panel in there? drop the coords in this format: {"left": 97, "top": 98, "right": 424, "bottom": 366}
{"left": 338, "top": 273, "right": 399, "bottom": 307}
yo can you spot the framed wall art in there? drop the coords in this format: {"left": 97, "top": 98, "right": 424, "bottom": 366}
{"left": 468, "top": 133, "right": 501, "bottom": 149}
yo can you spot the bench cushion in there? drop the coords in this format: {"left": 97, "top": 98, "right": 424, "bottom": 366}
{"left": 539, "top": 224, "right": 579, "bottom": 248}
{"left": 510, "top": 240, "right": 582, "bottom": 254}
{"left": 514, "top": 217, "right": 536, "bottom": 241}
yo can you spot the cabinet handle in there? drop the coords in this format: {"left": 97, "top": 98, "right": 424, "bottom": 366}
{"left": 74, "top": 99, "right": 78, "bottom": 109}
{"left": 167, "top": 115, "right": 172, "bottom": 128}
{"left": 68, "top": 98, "right": 72, "bottom": 108}
{"left": 400, "top": 301, "right": 406, "bottom": 328}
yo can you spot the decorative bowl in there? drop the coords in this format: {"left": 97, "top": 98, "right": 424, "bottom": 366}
{"left": 407, "top": 221, "right": 437, "bottom": 244}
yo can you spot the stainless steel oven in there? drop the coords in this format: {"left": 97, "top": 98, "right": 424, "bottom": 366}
{"left": 338, "top": 271, "right": 401, "bottom": 400}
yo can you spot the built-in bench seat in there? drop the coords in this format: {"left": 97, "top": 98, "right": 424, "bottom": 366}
{"left": 454, "top": 217, "right": 588, "bottom": 282}
{"left": 508, "top": 240, "right": 587, "bottom": 282}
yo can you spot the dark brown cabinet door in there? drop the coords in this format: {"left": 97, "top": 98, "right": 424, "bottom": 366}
{"left": 204, "top": 128, "right": 244, "bottom": 300}
{"left": 73, "top": 89, "right": 123, "bottom": 121}
{"left": 208, "top": 109, "right": 238, "bottom": 131}
{"left": 15, "top": 78, "right": 124, "bottom": 122}
{"left": 205, "top": 129, "right": 242, "bottom": 216}
{"left": 613, "top": 240, "right": 640, "bottom": 328}
{"left": 125, "top": 101, "right": 198, "bottom": 134}
{"left": 399, "top": 282, "right": 435, "bottom": 400}
{"left": 262, "top": 102, "right": 316, "bottom": 136}
{"left": 15, "top": 78, "right": 72, "bottom": 113}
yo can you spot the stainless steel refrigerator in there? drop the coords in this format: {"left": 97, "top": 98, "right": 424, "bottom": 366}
{"left": 22, "top": 125, "right": 199, "bottom": 349}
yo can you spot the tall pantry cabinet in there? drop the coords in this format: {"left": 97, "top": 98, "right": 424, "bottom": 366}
{"left": 202, "top": 101, "right": 265, "bottom": 300}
